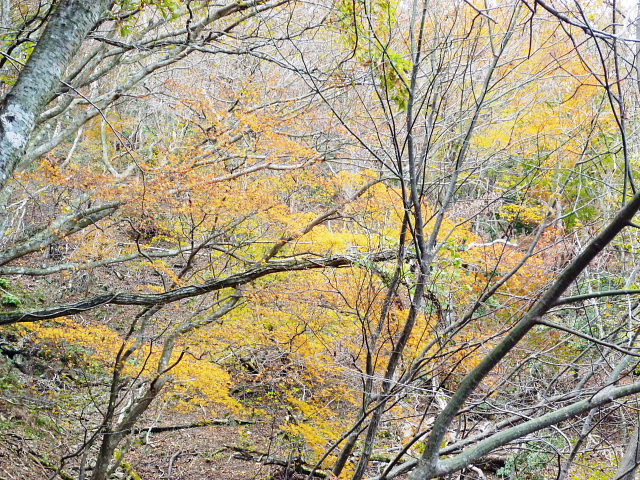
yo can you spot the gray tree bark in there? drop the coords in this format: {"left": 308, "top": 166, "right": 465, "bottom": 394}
{"left": 0, "top": 0, "right": 113, "bottom": 189}
{"left": 0, "top": 0, "right": 9, "bottom": 29}
{"left": 615, "top": 420, "right": 640, "bottom": 480}
{"left": 407, "top": 186, "right": 640, "bottom": 479}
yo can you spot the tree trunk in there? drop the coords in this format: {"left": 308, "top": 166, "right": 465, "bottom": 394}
{"left": 615, "top": 422, "right": 640, "bottom": 480}
{"left": 0, "top": 0, "right": 113, "bottom": 188}
{"left": 0, "top": 0, "right": 9, "bottom": 29}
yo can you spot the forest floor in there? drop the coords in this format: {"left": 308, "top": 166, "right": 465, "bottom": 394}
{"left": 0, "top": 392, "right": 291, "bottom": 480}
{"left": 0, "top": 387, "right": 494, "bottom": 480}
{"left": 0, "top": 330, "right": 504, "bottom": 480}
{"left": 0, "top": 345, "right": 327, "bottom": 480}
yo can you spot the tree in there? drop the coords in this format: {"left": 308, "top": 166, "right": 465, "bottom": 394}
{"left": 5, "top": 0, "right": 640, "bottom": 479}
{"left": 268, "top": 1, "right": 640, "bottom": 479}
{"left": 0, "top": 1, "right": 401, "bottom": 478}
{"left": 0, "top": 0, "right": 112, "bottom": 187}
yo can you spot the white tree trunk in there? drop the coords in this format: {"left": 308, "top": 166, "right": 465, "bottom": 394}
{"left": 0, "top": 0, "right": 113, "bottom": 188}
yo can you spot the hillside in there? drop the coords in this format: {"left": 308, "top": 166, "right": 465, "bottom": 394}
{"left": 2, "top": 1, "right": 640, "bottom": 479}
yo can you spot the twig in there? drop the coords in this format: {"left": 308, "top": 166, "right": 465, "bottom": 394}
{"left": 224, "top": 445, "right": 331, "bottom": 478}
{"left": 167, "top": 450, "right": 181, "bottom": 480}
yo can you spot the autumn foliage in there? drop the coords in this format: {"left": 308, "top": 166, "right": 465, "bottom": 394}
{"left": 3, "top": 1, "right": 640, "bottom": 480}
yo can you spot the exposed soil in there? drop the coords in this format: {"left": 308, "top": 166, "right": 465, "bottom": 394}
{"left": 128, "top": 425, "right": 278, "bottom": 480}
